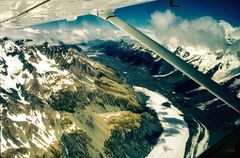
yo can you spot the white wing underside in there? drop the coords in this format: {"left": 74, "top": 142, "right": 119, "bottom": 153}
{"left": 0, "top": 0, "right": 154, "bottom": 28}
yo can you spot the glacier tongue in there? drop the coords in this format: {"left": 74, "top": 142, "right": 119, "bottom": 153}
{"left": 134, "top": 86, "right": 189, "bottom": 158}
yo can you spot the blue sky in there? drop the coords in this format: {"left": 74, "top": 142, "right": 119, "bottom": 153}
{"left": 33, "top": 0, "right": 240, "bottom": 30}
{"left": 117, "top": 0, "right": 240, "bottom": 26}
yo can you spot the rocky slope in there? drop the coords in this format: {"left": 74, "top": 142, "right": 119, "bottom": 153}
{"left": 0, "top": 38, "right": 162, "bottom": 158}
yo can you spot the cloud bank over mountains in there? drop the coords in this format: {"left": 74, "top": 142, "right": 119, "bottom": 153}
{"left": 0, "top": 21, "right": 126, "bottom": 45}
{"left": 150, "top": 10, "right": 240, "bottom": 53}
{"left": 0, "top": 10, "right": 239, "bottom": 53}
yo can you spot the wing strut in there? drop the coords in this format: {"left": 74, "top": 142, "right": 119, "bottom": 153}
{"left": 94, "top": 10, "right": 240, "bottom": 113}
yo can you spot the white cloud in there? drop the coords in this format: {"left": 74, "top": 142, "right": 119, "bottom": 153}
{"left": 149, "top": 10, "right": 239, "bottom": 53}
{"left": 0, "top": 22, "right": 127, "bottom": 45}
{"left": 230, "top": 29, "right": 240, "bottom": 40}
{"left": 23, "top": 27, "right": 40, "bottom": 34}
{"left": 71, "top": 29, "right": 87, "bottom": 37}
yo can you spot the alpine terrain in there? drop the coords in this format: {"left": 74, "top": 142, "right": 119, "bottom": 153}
{"left": 0, "top": 19, "right": 240, "bottom": 158}
{"left": 0, "top": 38, "right": 162, "bottom": 158}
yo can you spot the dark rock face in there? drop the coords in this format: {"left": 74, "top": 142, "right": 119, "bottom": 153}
{"left": 94, "top": 40, "right": 162, "bottom": 76}
{"left": 162, "top": 102, "right": 171, "bottom": 108}
{"left": 105, "top": 112, "right": 162, "bottom": 158}
{"left": 61, "top": 132, "right": 93, "bottom": 158}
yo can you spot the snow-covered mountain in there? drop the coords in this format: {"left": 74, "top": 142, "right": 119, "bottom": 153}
{"left": 0, "top": 19, "right": 239, "bottom": 157}
{"left": 0, "top": 38, "right": 162, "bottom": 158}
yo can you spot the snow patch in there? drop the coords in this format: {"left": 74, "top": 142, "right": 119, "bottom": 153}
{"left": 99, "top": 112, "right": 122, "bottom": 121}
{"left": 4, "top": 110, "right": 57, "bottom": 153}
{"left": 65, "top": 122, "right": 81, "bottom": 133}
{"left": 29, "top": 50, "right": 60, "bottom": 74}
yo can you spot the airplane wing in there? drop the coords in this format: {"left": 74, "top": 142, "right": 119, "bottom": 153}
{"left": 0, "top": 0, "right": 154, "bottom": 28}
